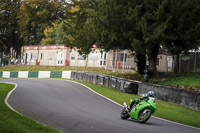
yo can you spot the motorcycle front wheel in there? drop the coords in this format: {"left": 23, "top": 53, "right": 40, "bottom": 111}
{"left": 121, "top": 108, "right": 130, "bottom": 119}
{"left": 138, "top": 109, "right": 152, "bottom": 123}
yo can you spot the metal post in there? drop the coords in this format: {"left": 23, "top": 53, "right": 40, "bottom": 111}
{"left": 103, "top": 52, "right": 107, "bottom": 71}
{"left": 194, "top": 52, "right": 197, "bottom": 72}
{"left": 113, "top": 50, "right": 117, "bottom": 72}
{"left": 76, "top": 54, "right": 78, "bottom": 70}
{"left": 37, "top": 45, "right": 40, "bottom": 66}
{"left": 108, "top": 52, "right": 114, "bottom": 71}
{"left": 104, "top": 52, "right": 107, "bottom": 71}
{"left": 166, "top": 49, "right": 168, "bottom": 72}
{"left": 0, "top": 52, "right": 1, "bottom": 67}
{"left": 179, "top": 54, "right": 181, "bottom": 72}
{"left": 122, "top": 50, "right": 125, "bottom": 73}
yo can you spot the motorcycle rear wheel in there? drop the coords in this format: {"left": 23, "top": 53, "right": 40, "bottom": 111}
{"left": 138, "top": 109, "right": 152, "bottom": 123}
{"left": 121, "top": 108, "right": 130, "bottom": 119}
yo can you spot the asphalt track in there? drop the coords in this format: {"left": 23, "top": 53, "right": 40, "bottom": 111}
{"left": 0, "top": 79, "right": 199, "bottom": 133}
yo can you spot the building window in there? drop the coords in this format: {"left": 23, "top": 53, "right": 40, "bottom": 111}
{"left": 71, "top": 53, "right": 76, "bottom": 60}
{"left": 31, "top": 53, "right": 37, "bottom": 60}
{"left": 100, "top": 52, "right": 106, "bottom": 60}
{"left": 156, "top": 58, "right": 160, "bottom": 66}
{"left": 40, "top": 53, "right": 43, "bottom": 60}
{"left": 71, "top": 56, "right": 75, "bottom": 60}
{"left": 104, "top": 53, "right": 106, "bottom": 59}
{"left": 48, "top": 52, "right": 55, "bottom": 60}
{"left": 88, "top": 53, "right": 99, "bottom": 60}
{"left": 120, "top": 53, "right": 127, "bottom": 62}
{"left": 78, "top": 55, "right": 85, "bottom": 60}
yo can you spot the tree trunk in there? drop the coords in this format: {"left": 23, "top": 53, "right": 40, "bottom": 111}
{"left": 149, "top": 56, "right": 158, "bottom": 78}
{"left": 148, "top": 45, "right": 159, "bottom": 78}
{"left": 136, "top": 52, "right": 146, "bottom": 75}
{"left": 172, "top": 54, "right": 180, "bottom": 72}
{"left": 0, "top": 52, "right": 2, "bottom": 66}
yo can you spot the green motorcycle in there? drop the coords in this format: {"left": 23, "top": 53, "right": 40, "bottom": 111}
{"left": 121, "top": 94, "right": 157, "bottom": 123}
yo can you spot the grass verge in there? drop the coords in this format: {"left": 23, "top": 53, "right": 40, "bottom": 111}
{"left": 75, "top": 80, "right": 200, "bottom": 128}
{"left": 156, "top": 73, "right": 200, "bottom": 92}
{"left": 0, "top": 83, "right": 59, "bottom": 133}
{"left": 0, "top": 65, "right": 142, "bottom": 81}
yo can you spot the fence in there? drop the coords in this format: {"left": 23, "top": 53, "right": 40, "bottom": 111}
{"left": 179, "top": 53, "right": 200, "bottom": 72}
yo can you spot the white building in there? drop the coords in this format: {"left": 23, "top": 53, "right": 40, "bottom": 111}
{"left": 22, "top": 45, "right": 136, "bottom": 71}
{"left": 70, "top": 48, "right": 136, "bottom": 71}
{"left": 69, "top": 48, "right": 107, "bottom": 68}
{"left": 22, "top": 45, "right": 71, "bottom": 66}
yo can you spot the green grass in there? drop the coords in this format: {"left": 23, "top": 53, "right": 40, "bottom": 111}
{"left": 0, "top": 83, "right": 60, "bottom": 133}
{"left": 0, "top": 65, "right": 80, "bottom": 71}
{"left": 75, "top": 80, "right": 200, "bottom": 128}
{"left": 157, "top": 74, "right": 200, "bottom": 92}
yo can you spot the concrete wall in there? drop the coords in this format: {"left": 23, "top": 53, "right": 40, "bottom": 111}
{"left": 139, "top": 83, "right": 200, "bottom": 110}
{"left": 71, "top": 71, "right": 140, "bottom": 94}
{"left": 71, "top": 71, "right": 200, "bottom": 111}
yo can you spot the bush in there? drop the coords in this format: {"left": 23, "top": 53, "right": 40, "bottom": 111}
{"left": 1, "top": 57, "right": 9, "bottom": 65}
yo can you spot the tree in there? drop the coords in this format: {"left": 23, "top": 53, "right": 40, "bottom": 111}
{"left": 66, "top": 0, "right": 97, "bottom": 67}
{"left": 67, "top": 0, "right": 200, "bottom": 76}
{"left": 137, "top": 0, "right": 170, "bottom": 76}
{"left": 94, "top": 0, "right": 170, "bottom": 76}
{"left": 163, "top": 0, "right": 200, "bottom": 72}
{"left": 38, "top": 0, "right": 200, "bottom": 75}
{"left": 94, "top": 0, "right": 132, "bottom": 51}
{"left": 41, "top": 21, "right": 68, "bottom": 45}
{"left": 0, "top": 0, "right": 23, "bottom": 54}
{"left": 17, "top": 0, "right": 67, "bottom": 45}
{"left": 41, "top": 23, "right": 56, "bottom": 45}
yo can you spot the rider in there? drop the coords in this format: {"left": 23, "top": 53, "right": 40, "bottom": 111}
{"left": 128, "top": 91, "right": 155, "bottom": 110}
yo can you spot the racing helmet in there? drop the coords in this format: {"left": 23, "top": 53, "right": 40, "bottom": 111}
{"left": 148, "top": 91, "right": 155, "bottom": 97}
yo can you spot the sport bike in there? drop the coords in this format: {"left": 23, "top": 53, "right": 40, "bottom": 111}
{"left": 121, "top": 95, "right": 157, "bottom": 123}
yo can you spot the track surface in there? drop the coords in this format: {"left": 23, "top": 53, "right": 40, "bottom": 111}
{"left": 0, "top": 79, "right": 199, "bottom": 133}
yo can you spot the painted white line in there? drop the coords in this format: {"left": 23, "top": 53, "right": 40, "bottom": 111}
{"left": 1, "top": 82, "right": 22, "bottom": 115}
{"left": 151, "top": 116, "right": 200, "bottom": 130}
{"left": 2, "top": 79, "right": 200, "bottom": 130}
{"left": 67, "top": 80, "right": 123, "bottom": 107}
{"left": 1, "top": 81, "right": 63, "bottom": 133}
{"left": 57, "top": 79, "right": 200, "bottom": 131}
